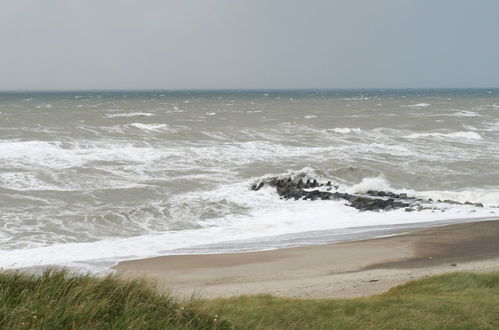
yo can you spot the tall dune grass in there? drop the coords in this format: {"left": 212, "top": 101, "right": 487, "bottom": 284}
{"left": 1, "top": 270, "right": 498, "bottom": 329}
{"left": 0, "top": 269, "right": 231, "bottom": 329}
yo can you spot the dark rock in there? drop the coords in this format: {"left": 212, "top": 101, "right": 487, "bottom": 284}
{"left": 251, "top": 181, "right": 265, "bottom": 191}
{"left": 442, "top": 199, "right": 461, "bottom": 205}
{"left": 250, "top": 175, "right": 470, "bottom": 213}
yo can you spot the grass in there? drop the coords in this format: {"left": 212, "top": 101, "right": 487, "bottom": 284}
{"left": 204, "top": 272, "right": 499, "bottom": 329}
{"left": 0, "top": 270, "right": 498, "bottom": 329}
{"left": 0, "top": 270, "right": 231, "bottom": 329}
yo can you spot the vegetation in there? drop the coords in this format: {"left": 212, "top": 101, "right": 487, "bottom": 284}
{"left": 204, "top": 272, "right": 499, "bottom": 329}
{"left": 0, "top": 270, "right": 498, "bottom": 329}
{"left": 0, "top": 270, "right": 231, "bottom": 329}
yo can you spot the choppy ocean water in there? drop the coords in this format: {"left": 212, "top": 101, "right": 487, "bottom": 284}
{"left": 0, "top": 89, "right": 498, "bottom": 272}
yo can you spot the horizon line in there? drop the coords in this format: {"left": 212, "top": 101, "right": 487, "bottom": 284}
{"left": 1, "top": 87, "right": 499, "bottom": 93}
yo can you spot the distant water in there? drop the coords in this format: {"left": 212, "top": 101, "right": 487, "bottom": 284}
{"left": 0, "top": 89, "right": 498, "bottom": 272}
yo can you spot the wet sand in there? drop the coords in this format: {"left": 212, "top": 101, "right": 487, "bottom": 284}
{"left": 114, "top": 220, "right": 499, "bottom": 299}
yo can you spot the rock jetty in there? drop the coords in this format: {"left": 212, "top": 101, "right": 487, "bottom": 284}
{"left": 251, "top": 176, "right": 482, "bottom": 212}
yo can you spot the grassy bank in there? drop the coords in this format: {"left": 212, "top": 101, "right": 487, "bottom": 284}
{"left": 205, "top": 272, "right": 499, "bottom": 329}
{"left": 0, "top": 270, "right": 498, "bottom": 329}
{"left": 0, "top": 270, "right": 231, "bottom": 329}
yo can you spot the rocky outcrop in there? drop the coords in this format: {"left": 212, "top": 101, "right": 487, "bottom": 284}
{"left": 251, "top": 176, "right": 482, "bottom": 212}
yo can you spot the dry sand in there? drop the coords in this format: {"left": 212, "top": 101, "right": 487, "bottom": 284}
{"left": 114, "top": 220, "right": 499, "bottom": 299}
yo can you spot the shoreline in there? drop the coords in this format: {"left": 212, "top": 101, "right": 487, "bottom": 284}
{"left": 113, "top": 220, "right": 499, "bottom": 299}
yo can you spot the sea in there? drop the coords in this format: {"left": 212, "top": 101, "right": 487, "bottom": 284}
{"left": 0, "top": 89, "right": 498, "bottom": 273}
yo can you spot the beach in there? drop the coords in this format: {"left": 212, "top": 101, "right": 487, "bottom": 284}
{"left": 114, "top": 220, "right": 499, "bottom": 299}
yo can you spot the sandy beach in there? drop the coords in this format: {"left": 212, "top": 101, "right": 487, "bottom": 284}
{"left": 114, "top": 220, "right": 499, "bottom": 299}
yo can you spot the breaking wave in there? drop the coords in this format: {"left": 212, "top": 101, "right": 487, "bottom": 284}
{"left": 106, "top": 112, "right": 155, "bottom": 118}
{"left": 404, "top": 131, "right": 483, "bottom": 141}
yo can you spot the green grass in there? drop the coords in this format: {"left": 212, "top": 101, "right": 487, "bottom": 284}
{"left": 204, "top": 272, "right": 499, "bottom": 330}
{"left": 0, "top": 270, "right": 231, "bottom": 329}
{"left": 1, "top": 270, "right": 498, "bottom": 329}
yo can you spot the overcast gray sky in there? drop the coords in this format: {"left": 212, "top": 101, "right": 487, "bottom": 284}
{"left": 1, "top": 0, "right": 498, "bottom": 90}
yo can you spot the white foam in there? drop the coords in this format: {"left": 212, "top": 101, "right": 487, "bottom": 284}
{"left": 403, "top": 103, "right": 431, "bottom": 108}
{"left": 415, "top": 190, "right": 499, "bottom": 207}
{"left": 346, "top": 176, "right": 393, "bottom": 194}
{"left": 106, "top": 112, "right": 155, "bottom": 118}
{"left": 0, "top": 140, "right": 167, "bottom": 169}
{"left": 404, "top": 131, "right": 483, "bottom": 141}
{"left": 0, "top": 172, "right": 61, "bottom": 191}
{"left": 0, "top": 182, "right": 494, "bottom": 272}
{"left": 453, "top": 111, "right": 480, "bottom": 117}
{"left": 330, "top": 128, "right": 362, "bottom": 134}
{"left": 0, "top": 169, "right": 497, "bottom": 271}
{"left": 129, "top": 123, "right": 168, "bottom": 131}
{"left": 345, "top": 176, "right": 499, "bottom": 207}
{"left": 304, "top": 115, "right": 317, "bottom": 119}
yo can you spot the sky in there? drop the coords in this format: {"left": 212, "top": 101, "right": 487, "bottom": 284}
{"left": 1, "top": 0, "right": 499, "bottom": 90}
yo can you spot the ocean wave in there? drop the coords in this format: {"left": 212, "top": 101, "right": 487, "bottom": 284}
{"left": 343, "top": 176, "right": 499, "bottom": 206}
{"left": 106, "top": 112, "right": 155, "bottom": 118}
{"left": 1, "top": 167, "right": 497, "bottom": 272}
{"left": 129, "top": 123, "right": 168, "bottom": 131}
{"left": 404, "top": 131, "right": 482, "bottom": 141}
{"left": 0, "top": 175, "right": 496, "bottom": 272}
{"left": 345, "top": 176, "right": 393, "bottom": 194}
{"left": 330, "top": 127, "right": 362, "bottom": 134}
{"left": 0, "top": 140, "right": 167, "bottom": 169}
{"left": 453, "top": 111, "right": 480, "bottom": 117}
{"left": 403, "top": 103, "right": 431, "bottom": 108}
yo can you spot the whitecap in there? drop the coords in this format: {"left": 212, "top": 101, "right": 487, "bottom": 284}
{"left": 330, "top": 128, "right": 362, "bottom": 134}
{"left": 342, "top": 97, "right": 369, "bottom": 101}
{"left": 106, "top": 112, "right": 155, "bottom": 118}
{"left": 403, "top": 103, "right": 431, "bottom": 108}
{"left": 0, "top": 140, "right": 166, "bottom": 169}
{"left": 346, "top": 176, "right": 393, "bottom": 194}
{"left": 453, "top": 111, "right": 480, "bottom": 117}
{"left": 129, "top": 123, "right": 168, "bottom": 131}
{"left": 404, "top": 131, "right": 482, "bottom": 141}
{"left": 415, "top": 190, "right": 499, "bottom": 207}
{"left": 304, "top": 115, "right": 317, "bottom": 119}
